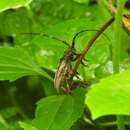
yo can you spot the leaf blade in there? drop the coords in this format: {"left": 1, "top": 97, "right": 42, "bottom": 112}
{"left": 86, "top": 69, "right": 130, "bottom": 119}
{"left": 0, "top": 46, "right": 53, "bottom": 81}
{"left": 0, "top": 0, "right": 32, "bottom": 12}
{"left": 33, "top": 88, "right": 86, "bottom": 130}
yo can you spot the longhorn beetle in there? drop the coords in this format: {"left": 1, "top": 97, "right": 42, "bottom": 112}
{"left": 18, "top": 29, "right": 110, "bottom": 93}
{"left": 53, "top": 29, "right": 110, "bottom": 93}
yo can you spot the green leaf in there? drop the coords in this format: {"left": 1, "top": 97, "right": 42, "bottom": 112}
{"left": 0, "top": 46, "right": 53, "bottom": 81}
{"left": 0, "top": 123, "right": 9, "bottom": 130}
{"left": 85, "top": 69, "right": 130, "bottom": 119}
{"left": 19, "top": 122, "right": 38, "bottom": 130}
{"left": 0, "top": 115, "right": 10, "bottom": 130}
{"left": 0, "top": 107, "right": 17, "bottom": 119}
{"left": 73, "top": 0, "right": 88, "bottom": 4}
{"left": 33, "top": 88, "right": 86, "bottom": 130}
{"left": 0, "top": 0, "right": 32, "bottom": 12}
{"left": 41, "top": 77, "right": 57, "bottom": 96}
{"left": 32, "top": 17, "right": 112, "bottom": 70}
{"left": 0, "top": 9, "right": 32, "bottom": 35}
{"left": 30, "top": 0, "right": 89, "bottom": 24}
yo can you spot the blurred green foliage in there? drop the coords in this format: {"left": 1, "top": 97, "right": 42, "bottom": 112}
{"left": 0, "top": 0, "right": 130, "bottom": 130}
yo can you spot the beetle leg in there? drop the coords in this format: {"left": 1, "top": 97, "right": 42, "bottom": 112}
{"left": 71, "top": 53, "right": 89, "bottom": 67}
{"left": 81, "top": 61, "right": 89, "bottom": 67}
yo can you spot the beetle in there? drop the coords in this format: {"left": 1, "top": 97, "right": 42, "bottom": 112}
{"left": 54, "top": 29, "right": 110, "bottom": 93}
{"left": 17, "top": 29, "right": 110, "bottom": 93}
{"left": 54, "top": 47, "right": 76, "bottom": 93}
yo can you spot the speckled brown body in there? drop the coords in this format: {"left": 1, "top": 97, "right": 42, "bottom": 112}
{"left": 54, "top": 48, "right": 76, "bottom": 93}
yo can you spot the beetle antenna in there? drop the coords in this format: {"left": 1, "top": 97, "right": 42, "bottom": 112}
{"left": 72, "top": 29, "right": 111, "bottom": 48}
{"left": 17, "top": 32, "right": 70, "bottom": 47}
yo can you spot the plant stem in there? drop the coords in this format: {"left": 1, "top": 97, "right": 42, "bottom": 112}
{"left": 72, "top": 17, "right": 114, "bottom": 78}
{"left": 117, "top": 116, "right": 125, "bottom": 130}
{"left": 112, "top": 0, "right": 125, "bottom": 130}
{"left": 112, "top": 0, "right": 124, "bottom": 73}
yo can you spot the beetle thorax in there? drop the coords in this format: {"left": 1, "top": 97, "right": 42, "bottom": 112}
{"left": 63, "top": 48, "right": 75, "bottom": 61}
